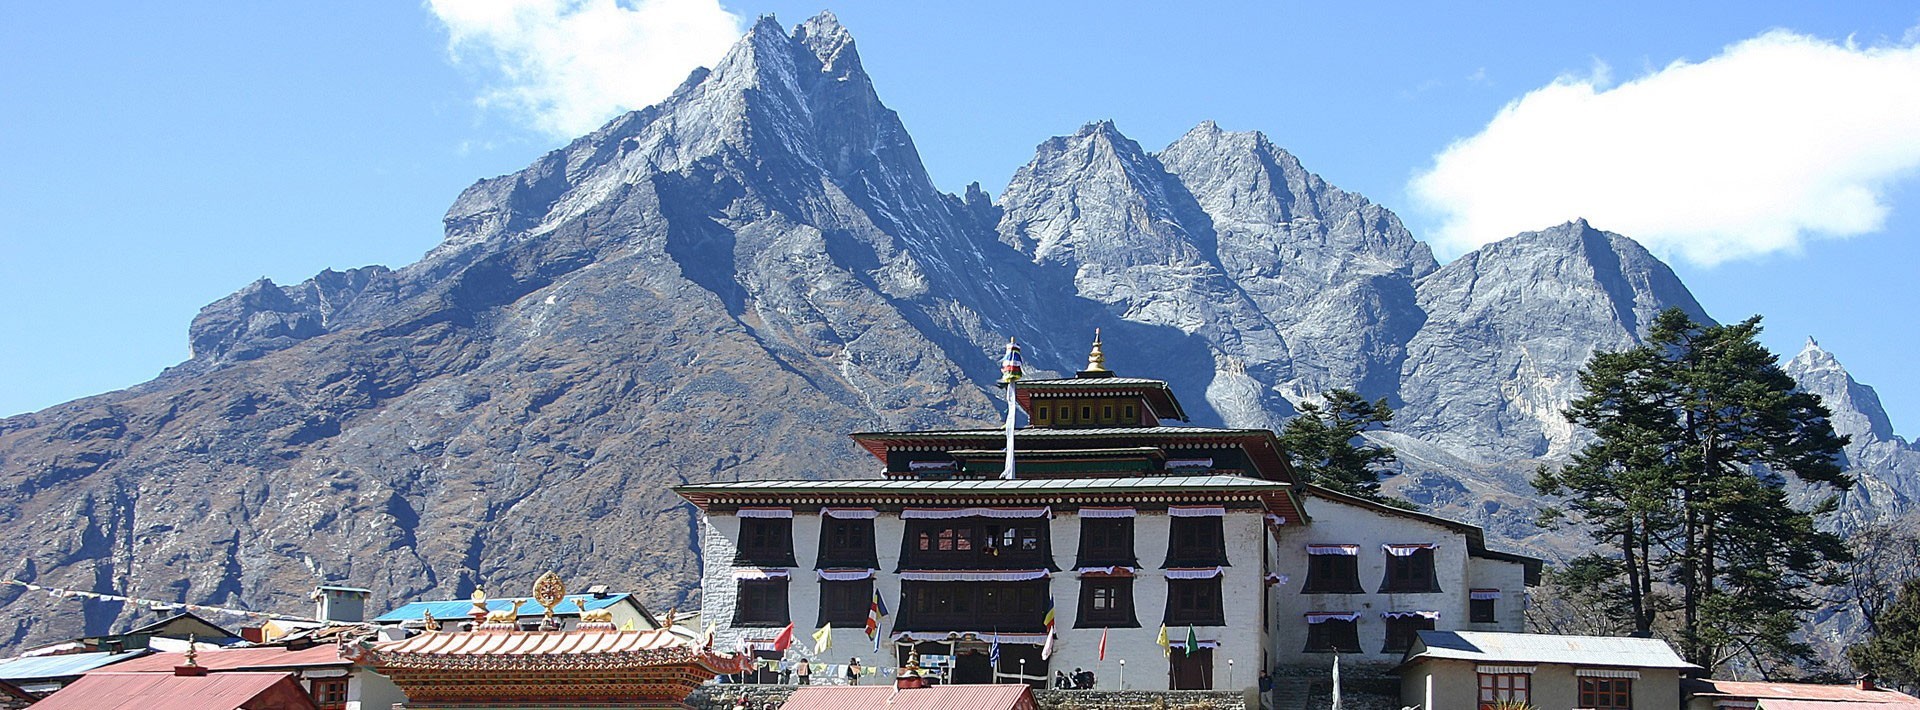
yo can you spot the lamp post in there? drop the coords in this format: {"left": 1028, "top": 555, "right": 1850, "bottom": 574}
{"left": 1228, "top": 658, "right": 1235, "bottom": 688}
{"left": 1118, "top": 659, "right": 1125, "bottom": 690}
{"left": 1019, "top": 658, "right": 1027, "bottom": 687}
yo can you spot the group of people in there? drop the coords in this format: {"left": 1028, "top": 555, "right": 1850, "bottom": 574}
{"left": 777, "top": 657, "right": 865, "bottom": 686}
{"left": 1052, "top": 667, "right": 1097, "bottom": 689}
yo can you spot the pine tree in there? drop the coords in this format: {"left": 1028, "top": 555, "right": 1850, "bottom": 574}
{"left": 1849, "top": 578, "right": 1920, "bottom": 692}
{"left": 1535, "top": 308, "right": 1852, "bottom": 673}
{"left": 1278, "top": 389, "right": 1411, "bottom": 508}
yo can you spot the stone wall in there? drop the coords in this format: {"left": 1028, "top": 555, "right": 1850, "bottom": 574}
{"left": 1268, "top": 663, "right": 1401, "bottom": 710}
{"left": 683, "top": 685, "right": 1254, "bottom": 709}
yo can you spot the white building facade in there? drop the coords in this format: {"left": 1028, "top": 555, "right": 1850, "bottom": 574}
{"left": 676, "top": 355, "right": 1537, "bottom": 693}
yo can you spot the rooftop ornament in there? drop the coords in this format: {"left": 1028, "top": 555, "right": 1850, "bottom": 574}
{"left": 1080, "top": 328, "right": 1111, "bottom": 377}
{"left": 533, "top": 571, "right": 567, "bottom": 631}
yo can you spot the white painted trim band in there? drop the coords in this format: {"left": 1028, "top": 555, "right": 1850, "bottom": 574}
{"left": 737, "top": 508, "right": 793, "bottom": 519}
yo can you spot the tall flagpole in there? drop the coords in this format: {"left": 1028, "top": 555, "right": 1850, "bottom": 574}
{"left": 999, "top": 337, "right": 1022, "bottom": 480}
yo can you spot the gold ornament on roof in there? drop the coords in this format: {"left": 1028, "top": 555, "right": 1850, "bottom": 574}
{"left": 485, "top": 600, "right": 525, "bottom": 624}
{"left": 421, "top": 609, "right": 441, "bottom": 632}
{"left": 1085, "top": 329, "right": 1110, "bottom": 373}
{"left": 580, "top": 608, "right": 615, "bottom": 623}
{"left": 184, "top": 634, "right": 199, "bottom": 667}
{"left": 532, "top": 571, "right": 566, "bottom": 619}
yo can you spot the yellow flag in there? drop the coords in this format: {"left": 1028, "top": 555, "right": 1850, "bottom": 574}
{"left": 1156, "top": 624, "right": 1171, "bottom": 657}
{"left": 812, "top": 623, "right": 833, "bottom": 653}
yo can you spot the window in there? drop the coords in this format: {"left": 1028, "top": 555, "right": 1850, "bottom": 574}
{"left": 1303, "top": 617, "right": 1361, "bottom": 653}
{"left": 1164, "top": 578, "right": 1224, "bottom": 626}
{"left": 1380, "top": 547, "right": 1440, "bottom": 593}
{"left": 1164, "top": 517, "right": 1227, "bottom": 567}
{"left": 1578, "top": 677, "right": 1633, "bottom": 709}
{"left": 1081, "top": 405, "right": 1093, "bottom": 421}
{"left": 309, "top": 677, "right": 349, "bottom": 710}
{"left": 1076, "top": 518, "right": 1136, "bottom": 568}
{"left": 818, "top": 518, "right": 877, "bottom": 568}
{"left": 1076, "top": 578, "right": 1138, "bottom": 627}
{"left": 896, "top": 581, "right": 1046, "bottom": 632}
{"left": 734, "top": 579, "right": 789, "bottom": 627}
{"left": 1477, "top": 672, "right": 1530, "bottom": 709}
{"left": 902, "top": 518, "right": 1052, "bottom": 570}
{"left": 1471, "top": 597, "right": 1497, "bottom": 623}
{"left": 818, "top": 578, "right": 873, "bottom": 626}
{"left": 735, "top": 518, "right": 795, "bottom": 567}
{"left": 1124, "top": 404, "right": 1136, "bottom": 423}
{"left": 1036, "top": 405, "right": 1050, "bottom": 423}
{"left": 1381, "top": 614, "right": 1435, "bottom": 653}
{"left": 1301, "top": 550, "right": 1363, "bottom": 594}
{"left": 1102, "top": 404, "right": 1114, "bottom": 421}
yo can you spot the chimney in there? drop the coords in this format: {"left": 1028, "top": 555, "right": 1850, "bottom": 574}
{"left": 1858, "top": 674, "right": 1878, "bottom": 691}
{"left": 311, "top": 585, "right": 370, "bottom": 623}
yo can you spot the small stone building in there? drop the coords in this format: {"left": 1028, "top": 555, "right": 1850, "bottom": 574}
{"left": 1399, "top": 630, "right": 1699, "bottom": 710}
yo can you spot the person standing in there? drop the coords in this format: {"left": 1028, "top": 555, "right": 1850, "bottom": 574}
{"left": 794, "top": 658, "right": 810, "bottom": 686}
{"left": 846, "top": 658, "right": 863, "bottom": 685}
{"left": 1258, "top": 668, "right": 1275, "bottom": 710}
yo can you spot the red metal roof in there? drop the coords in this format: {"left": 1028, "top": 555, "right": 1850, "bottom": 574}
{"left": 103, "top": 644, "right": 349, "bottom": 673}
{"left": 1690, "top": 679, "right": 1920, "bottom": 706}
{"left": 1760, "top": 701, "right": 1920, "bottom": 710}
{"left": 780, "top": 684, "right": 1038, "bottom": 710}
{"left": 31, "top": 671, "right": 317, "bottom": 710}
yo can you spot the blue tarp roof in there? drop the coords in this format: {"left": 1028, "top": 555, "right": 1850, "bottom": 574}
{"left": 0, "top": 650, "right": 149, "bottom": 680}
{"left": 374, "top": 593, "right": 635, "bottom": 622}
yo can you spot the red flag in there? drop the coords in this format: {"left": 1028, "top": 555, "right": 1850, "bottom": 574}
{"left": 1098, "top": 627, "right": 1108, "bottom": 661}
{"left": 772, "top": 622, "right": 795, "bottom": 652}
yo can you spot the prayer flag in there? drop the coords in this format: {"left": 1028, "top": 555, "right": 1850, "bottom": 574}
{"left": 1184, "top": 625, "right": 1198, "bottom": 655}
{"left": 1098, "top": 627, "right": 1108, "bottom": 661}
{"left": 1000, "top": 338, "right": 1022, "bottom": 480}
{"left": 773, "top": 622, "right": 795, "bottom": 652}
{"left": 1156, "top": 624, "right": 1171, "bottom": 657}
{"left": 812, "top": 623, "right": 833, "bottom": 654}
{"left": 999, "top": 338, "right": 1024, "bottom": 383}
{"left": 989, "top": 630, "right": 1001, "bottom": 667}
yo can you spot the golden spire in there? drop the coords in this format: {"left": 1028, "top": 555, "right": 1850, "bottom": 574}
{"left": 184, "top": 634, "right": 199, "bottom": 667}
{"left": 421, "top": 609, "right": 441, "bottom": 632}
{"left": 1077, "top": 329, "right": 1112, "bottom": 378}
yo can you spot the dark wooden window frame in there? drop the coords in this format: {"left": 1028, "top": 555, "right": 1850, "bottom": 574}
{"left": 1163, "top": 577, "right": 1224, "bottom": 626}
{"left": 733, "top": 578, "right": 790, "bottom": 627}
{"left": 309, "top": 677, "right": 350, "bottom": 710}
{"left": 895, "top": 580, "right": 1047, "bottom": 633}
{"left": 1168, "top": 647, "right": 1213, "bottom": 690}
{"left": 1380, "top": 548, "right": 1441, "bottom": 593}
{"left": 1162, "top": 516, "right": 1229, "bottom": 568}
{"left": 1577, "top": 676, "right": 1633, "bottom": 710}
{"left": 899, "top": 518, "right": 1054, "bottom": 571}
{"left": 1303, "top": 618, "right": 1361, "bottom": 653}
{"left": 1470, "top": 596, "right": 1497, "bottom": 623}
{"left": 817, "top": 517, "right": 878, "bottom": 569}
{"left": 1380, "top": 614, "right": 1435, "bottom": 653}
{"left": 1075, "top": 518, "right": 1137, "bottom": 568}
{"left": 1477, "top": 672, "right": 1532, "bottom": 708}
{"left": 1075, "top": 577, "right": 1139, "bottom": 628}
{"left": 1301, "top": 552, "right": 1364, "bottom": 594}
{"left": 818, "top": 578, "right": 874, "bottom": 627}
{"left": 735, "top": 518, "right": 797, "bottom": 567}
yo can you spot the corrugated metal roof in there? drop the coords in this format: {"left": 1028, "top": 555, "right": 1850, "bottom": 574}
{"left": 374, "top": 592, "right": 634, "bottom": 622}
{"left": 369, "top": 628, "right": 683, "bottom": 655}
{"left": 780, "top": 684, "right": 1037, "bottom": 710}
{"left": 676, "top": 475, "right": 1288, "bottom": 493}
{"left": 0, "top": 650, "right": 148, "bottom": 681}
{"left": 1760, "top": 701, "right": 1920, "bottom": 710}
{"left": 32, "top": 671, "right": 312, "bottom": 710}
{"left": 104, "top": 644, "right": 347, "bottom": 673}
{"left": 1692, "top": 679, "right": 1920, "bottom": 705}
{"left": 1409, "top": 631, "right": 1699, "bottom": 669}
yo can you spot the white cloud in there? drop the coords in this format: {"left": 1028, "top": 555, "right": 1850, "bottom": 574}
{"left": 428, "top": 0, "right": 743, "bottom": 139}
{"left": 1410, "top": 30, "right": 1920, "bottom": 265}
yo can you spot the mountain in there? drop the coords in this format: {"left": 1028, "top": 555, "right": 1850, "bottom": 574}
{"left": 0, "top": 12, "right": 1909, "bottom": 652}
{"left": 1785, "top": 339, "right": 1920, "bottom": 521}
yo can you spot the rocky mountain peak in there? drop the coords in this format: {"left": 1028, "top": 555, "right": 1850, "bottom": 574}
{"left": 1788, "top": 338, "right": 1898, "bottom": 445}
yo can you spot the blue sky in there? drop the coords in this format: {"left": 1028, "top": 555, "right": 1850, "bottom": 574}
{"left": 4, "top": 2, "right": 1918, "bottom": 434}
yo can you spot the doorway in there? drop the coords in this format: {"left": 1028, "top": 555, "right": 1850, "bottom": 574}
{"left": 1169, "top": 648, "right": 1213, "bottom": 690}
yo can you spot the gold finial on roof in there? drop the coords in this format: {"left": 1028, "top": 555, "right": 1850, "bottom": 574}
{"left": 532, "top": 571, "right": 566, "bottom": 620}
{"left": 184, "top": 634, "right": 199, "bottom": 667}
{"left": 469, "top": 588, "right": 489, "bottom": 621}
{"left": 1085, "top": 328, "right": 1109, "bottom": 374}
{"left": 422, "top": 609, "right": 441, "bottom": 632}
